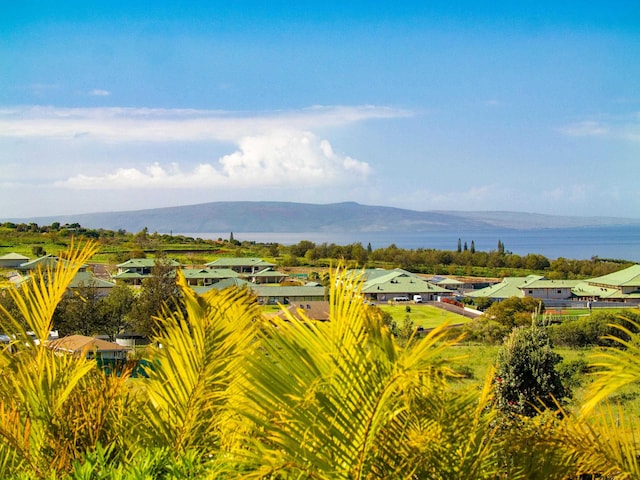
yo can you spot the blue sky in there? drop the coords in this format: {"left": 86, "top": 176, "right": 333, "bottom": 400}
{"left": 1, "top": 1, "right": 639, "bottom": 218}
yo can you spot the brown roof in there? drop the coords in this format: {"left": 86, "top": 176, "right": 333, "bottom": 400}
{"left": 48, "top": 335, "right": 129, "bottom": 353}
{"left": 271, "top": 301, "right": 331, "bottom": 322}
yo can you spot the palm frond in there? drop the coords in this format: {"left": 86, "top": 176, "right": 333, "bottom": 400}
{"left": 236, "top": 265, "right": 488, "bottom": 479}
{"left": 133, "top": 272, "right": 261, "bottom": 456}
{"left": 582, "top": 319, "right": 640, "bottom": 414}
{"left": 0, "top": 240, "right": 97, "bottom": 347}
{"left": 555, "top": 402, "right": 640, "bottom": 478}
{"left": 0, "top": 240, "right": 128, "bottom": 476}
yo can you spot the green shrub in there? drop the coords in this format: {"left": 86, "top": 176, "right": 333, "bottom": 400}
{"left": 493, "top": 323, "right": 568, "bottom": 417}
{"left": 549, "top": 311, "right": 640, "bottom": 348}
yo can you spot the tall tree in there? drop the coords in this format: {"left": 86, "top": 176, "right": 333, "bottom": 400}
{"left": 129, "top": 258, "right": 183, "bottom": 336}
{"left": 100, "top": 283, "right": 136, "bottom": 341}
{"left": 54, "top": 280, "right": 105, "bottom": 336}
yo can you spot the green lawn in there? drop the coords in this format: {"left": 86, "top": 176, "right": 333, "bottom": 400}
{"left": 379, "top": 304, "right": 470, "bottom": 329}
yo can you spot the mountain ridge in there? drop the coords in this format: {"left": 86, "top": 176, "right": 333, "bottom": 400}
{"left": 6, "top": 201, "right": 640, "bottom": 234}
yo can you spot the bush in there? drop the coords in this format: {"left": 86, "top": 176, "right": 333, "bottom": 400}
{"left": 463, "top": 318, "right": 512, "bottom": 344}
{"left": 482, "top": 296, "right": 544, "bottom": 330}
{"left": 548, "top": 310, "right": 640, "bottom": 348}
{"left": 474, "top": 296, "right": 494, "bottom": 311}
{"left": 494, "top": 323, "right": 568, "bottom": 417}
{"left": 556, "top": 356, "right": 590, "bottom": 390}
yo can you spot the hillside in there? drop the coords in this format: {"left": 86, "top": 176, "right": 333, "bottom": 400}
{"left": 8, "top": 201, "right": 640, "bottom": 234}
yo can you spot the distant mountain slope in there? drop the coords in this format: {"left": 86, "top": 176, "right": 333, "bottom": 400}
{"left": 10, "top": 201, "right": 640, "bottom": 234}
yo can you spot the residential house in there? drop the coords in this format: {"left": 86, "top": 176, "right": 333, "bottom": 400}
{"left": 191, "top": 277, "right": 253, "bottom": 295}
{"left": 17, "top": 254, "right": 89, "bottom": 273}
{"left": 69, "top": 271, "right": 116, "bottom": 296}
{"left": 8, "top": 255, "right": 114, "bottom": 295}
{"left": 517, "top": 278, "right": 580, "bottom": 301}
{"left": 249, "top": 267, "right": 288, "bottom": 284}
{"left": 112, "top": 258, "right": 181, "bottom": 285}
{"left": 0, "top": 252, "right": 29, "bottom": 268}
{"left": 580, "top": 264, "right": 640, "bottom": 302}
{"left": 115, "top": 332, "right": 151, "bottom": 350}
{"left": 181, "top": 268, "right": 239, "bottom": 287}
{"left": 357, "top": 268, "right": 454, "bottom": 303}
{"left": 205, "top": 257, "right": 276, "bottom": 275}
{"left": 465, "top": 275, "right": 544, "bottom": 300}
{"left": 48, "top": 334, "right": 130, "bottom": 360}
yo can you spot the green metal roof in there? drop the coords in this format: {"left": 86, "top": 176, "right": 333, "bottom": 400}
{"left": 205, "top": 257, "right": 275, "bottom": 268}
{"left": 116, "top": 258, "right": 181, "bottom": 268}
{"left": 111, "top": 270, "right": 147, "bottom": 279}
{"left": 571, "top": 281, "right": 624, "bottom": 299}
{"left": 181, "top": 268, "right": 239, "bottom": 280}
{"left": 466, "top": 275, "right": 543, "bottom": 299}
{"left": 587, "top": 264, "right": 640, "bottom": 288}
{"left": 69, "top": 271, "right": 116, "bottom": 289}
{"left": 519, "top": 279, "right": 580, "bottom": 289}
{"left": 361, "top": 269, "right": 452, "bottom": 295}
{"left": 251, "top": 268, "right": 287, "bottom": 278}
{"left": 17, "top": 255, "right": 88, "bottom": 272}
{"left": 0, "top": 253, "right": 29, "bottom": 261}
{"left": 251, "top": 285, "right": 326, "bottom": 297}
{"left": 192, "top": 277, "right": 253, "bottom": 294}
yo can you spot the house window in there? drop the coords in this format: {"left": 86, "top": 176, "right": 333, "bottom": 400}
{"left": 528, "top": 290, "right": 533, "bottom": 294}
{"left": 557, "top": 290, "right": 562, "bottom": 294}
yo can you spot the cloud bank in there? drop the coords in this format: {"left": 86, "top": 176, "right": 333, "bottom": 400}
{"left": 0, "top": 105, "right": 408, "bottom": 142}
{"left": 1, "top": 105, "right": 403, "bottom": 191}
{"left": 58, "top": 131, "right": 371, "bottom": 189}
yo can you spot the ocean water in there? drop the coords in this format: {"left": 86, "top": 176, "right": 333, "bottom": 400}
{"left": 177, "top": 225, "right": 640, "bottom": 262}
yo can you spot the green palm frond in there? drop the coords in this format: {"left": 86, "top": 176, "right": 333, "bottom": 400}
{"left": 133, "top": 272, "right": 261, "bottom": 457}
{"left": 555, "top": 402, "right": 640, "bottom": 478}
{"left": 582, "top": 319, "right": 640, "bottom": 414}
{"left": 0, "top": 241, "right": 97, "bottom": 346}
{"left": 237, "top": 265, "right": 497, "bottom": 479}
{"left": 0, "top": 241, "right": 127, "bottom": 476}
{"left": 549, "top": 318, "right": 640, "bottom": 478}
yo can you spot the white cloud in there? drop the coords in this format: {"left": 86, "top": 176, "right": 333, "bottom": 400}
{"left": 0, "top": 105, "right": 409, "bottom": 143}
{"left": 559, "top": 120, "right": 609, "bottom": 137}
{"left": 58, "top": 131, "right": 371, "bottom": 190}
{"left": 88, "top": 89, "right": 111, "bottom": 96}
{"left": 559, "top": 114, "right": 640, "bottom": 141}
{"left": 542, "top": 185, "right": 588, "bottom": 202}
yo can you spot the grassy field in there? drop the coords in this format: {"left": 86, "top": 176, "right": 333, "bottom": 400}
{"left": 379, "top": 303, "right": 471, "bottom": 329}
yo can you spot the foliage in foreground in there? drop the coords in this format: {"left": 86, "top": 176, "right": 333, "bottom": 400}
{"left": 1, "top": 241, "right": 640, "bottom": 478}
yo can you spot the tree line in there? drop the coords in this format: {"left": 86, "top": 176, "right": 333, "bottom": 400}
{"left": 1, "top": 221, "right": 633, "bottom": 279}
{"left": 277, "top": 239, "right": 630, "bottom": 279}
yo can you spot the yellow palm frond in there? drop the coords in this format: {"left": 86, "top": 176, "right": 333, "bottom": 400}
{"left": 582, "top": 319, "right": 640, "bottom": 414}
{"left": 0, "top": 240, "right": 125, "bottom": 476}
{"left": 236, "top": 265, "right": 497, "bottom": 479}
{"left": 555, "top": 402, "right": 640, "bottom": 478}
{"left": 133, "top": 272, "right": 261, "bottom": 456}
